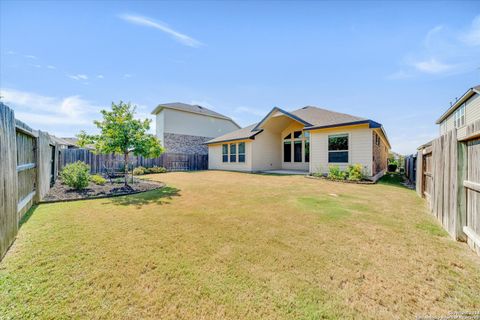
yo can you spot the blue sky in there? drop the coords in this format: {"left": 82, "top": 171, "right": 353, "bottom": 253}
{"left": 1, "top": 1, "right": 479, "bottom": 154}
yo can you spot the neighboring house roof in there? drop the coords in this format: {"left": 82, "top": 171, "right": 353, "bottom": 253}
{"left": 436, "top": 85, "right": 480, "bottom": 124}
{"left": 151, "top": 102, "right": 240, "bottom": 128}
{"left": 206, "top": 106, "right": 390, "bottom": 148}
{"left": 205, "top": 123, "right": 262, "bottom": 144}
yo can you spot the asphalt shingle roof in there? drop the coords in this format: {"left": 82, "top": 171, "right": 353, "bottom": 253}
{"left": 206, "top": 106, "right": 373, "bottom": 144}
{"left": 151, "top": 102, "right": 237, "bottom": 124}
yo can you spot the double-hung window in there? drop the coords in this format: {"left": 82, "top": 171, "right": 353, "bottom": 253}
{"left": 230, "top": 143, "right": 237, "bottom": 162}
{"left": 238, "top": 142, "right": 245, "bottom": 163}
{"left": 454, "top": 104, "right": 465, "bottom": 128}
{"left": 222, "top": 144, "right": 228, "bottom": 162}
{"left": 328, "top": 134, "right": 349, "bottom": 163}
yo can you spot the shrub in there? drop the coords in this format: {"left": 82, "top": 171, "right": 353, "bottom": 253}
{"left": 345, "top": 164, "right": 363, "bottom": 181}
{"left": 61, "top": 161, "right": 90, "bottom": 190}
{"left": 328, "top": 165, "right": 346, "bottom": 180}
{"left": 387, "top": 164, "right": 398, "bottom": 172}
{"left": 133, "top": 166, "right": 146, "bottom": 175}
{"left": 90, "top": 174, "right": 106, "bottom": 185}
{"left": 146, "top": 166, "right": 167, "bottom": 174}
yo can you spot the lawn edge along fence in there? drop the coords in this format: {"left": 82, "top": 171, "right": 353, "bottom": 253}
{"left": 416, "top": 119, "right": 480, "bottom": 256}
{"left": 1, "top": 103, "right": 60, "bottom": 260}
{"left": 59, "top": 149, "right": 208, "bottom": 174}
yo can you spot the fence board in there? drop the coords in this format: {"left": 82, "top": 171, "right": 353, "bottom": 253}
{"left": 0, "top": 103, "right": 19, "bottom": 260}
{"left": 59, "top": 149, "right": 208, "bottom": 174}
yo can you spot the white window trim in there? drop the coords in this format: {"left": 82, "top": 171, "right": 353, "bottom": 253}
{"left": 282, "top": 130, "right": 309, "bottom": 164}
{"left": 327, "top": 133, "right": 350, "bottom": 164}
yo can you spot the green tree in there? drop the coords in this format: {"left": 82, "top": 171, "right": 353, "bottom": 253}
{"left": 77, "top": 101, "right": 164, "bottom": 186}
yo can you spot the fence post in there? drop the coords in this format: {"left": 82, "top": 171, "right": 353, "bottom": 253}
{"left": 0, "top": 103, "right": 19, "bottom": 260}
{"left": 456, "top": 141, "right": 467, "bottom": 241}
{"left": 416, "top": 150, "right": 423, "bottom": 197}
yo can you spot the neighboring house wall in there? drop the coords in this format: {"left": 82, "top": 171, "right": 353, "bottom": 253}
{"left": 440, "top": 93, "right": 480, "bottom": 139}
{"left": 155, "top": 108, "right": 239, "bottom": 154}
{"left": 163, "top": 133, "right": 210, "bottom": 154}
{"left": 372, "top": 130, "right": 388, "bottom": 176}
{"left": 208, "top": 140, "right": 253, "bottom": 172}
{"left": 162, "top": 108, "right": 239, "bottom": 137}
{"left": 309, "top": 124, "right": 373, "bottom": 176}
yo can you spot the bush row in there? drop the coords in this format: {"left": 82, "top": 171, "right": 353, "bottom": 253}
{"left": 133, "top": 166, "right": 167, "bottom": 175}
{"left": 313, "top": 164, "right": 365, "bottom": 181}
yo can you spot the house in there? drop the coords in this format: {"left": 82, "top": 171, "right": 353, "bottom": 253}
{"left": 206, "top": 106, "right": 390, "bottom": 180}
{"left": 151, "top": 103, "right": 240, "bottom": 154}
{"left": 436, "top": 85, "right": 480, "bottom": 139}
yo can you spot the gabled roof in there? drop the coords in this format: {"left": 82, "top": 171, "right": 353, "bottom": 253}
{"left": 151, "top": 102, "right": 240, "bottom": 127}
{"left": 436, "top": 85, "right": 480, "bottom": 124}
{"left": 205, "top": 123, "right": 262, "bottom": 144}
{"left": 206, "top": 106, "right": 390, "bottom": 147}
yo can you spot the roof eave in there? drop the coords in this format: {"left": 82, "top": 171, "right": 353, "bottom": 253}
{"left": 435, "top": 87, "right": 477, "bottom": 124}
{"left": 204, "top": 130, "right": 263, "bottom": 145}
{"left": 252, "top": 107, "right": 312, "bottom": 131}
{"left": 303, "top": 119, "right": 371, "bottom": 131}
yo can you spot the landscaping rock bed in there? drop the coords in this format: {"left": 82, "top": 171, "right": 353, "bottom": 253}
{"left": 42, "top": 178, "right": 164, "bottom": 203}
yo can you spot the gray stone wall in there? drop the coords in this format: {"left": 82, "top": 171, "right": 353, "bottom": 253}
{"left": 163, "top": 133, "right": 212, "bottom": 154}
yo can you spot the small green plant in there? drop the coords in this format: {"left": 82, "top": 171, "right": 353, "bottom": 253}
{"left": 328, "top": 165, "right": 346, "bottom": 180}
{"left": 346, "top": 164, "right": 363, "bottom": 181}
{"left": 61, "top": 161, "right": 90, "bottom": 190}
{"left": 146, "top": 166, "right": 167, "bottom": 174}
{"left": 133, "top": 166, "right": 146, "bottom": 175}
{"left": 90, "top": 174, "right": 107, "bottom": 185}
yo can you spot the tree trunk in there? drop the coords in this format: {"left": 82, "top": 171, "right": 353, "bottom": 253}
{"left": 124, "top": 152, "right": 128, "bottom": 186}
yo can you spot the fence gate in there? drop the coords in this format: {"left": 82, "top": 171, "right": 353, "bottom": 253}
{"left": 464, "top": 137, "right": 480, "bottom": 255}
{"left": 422, "top": 149, "right": 433, "bottom": 202}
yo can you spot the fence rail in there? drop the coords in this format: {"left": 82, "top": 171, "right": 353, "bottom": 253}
{"left": 59, "top": 149, "right": 208, "bottom": 174}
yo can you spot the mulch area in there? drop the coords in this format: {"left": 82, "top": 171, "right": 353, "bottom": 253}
{"left": 42, "top": 178, "right": 165, "bottom": 203}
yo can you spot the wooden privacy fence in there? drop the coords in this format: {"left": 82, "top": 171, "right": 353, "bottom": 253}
{"left": 1, "top": 103, "right": 59, "bottom": 260}
{"left": 416, "top": 120, "right": 480, "bottom": 255}
{"left": 59, "top": 148, "right": 208, "bottom": 174}
{"left": 404, "top": 154, "right": 416, "bottom": 184}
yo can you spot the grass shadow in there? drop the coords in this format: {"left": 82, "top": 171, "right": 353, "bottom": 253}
{"left": 377, "top": 172, "right": 411, "bottom": 189}
{"left": 105, "top": 186, "right": 181, "bottom": 208}
{"left": 19, "top": 205, "right": 38, "bottom": 227}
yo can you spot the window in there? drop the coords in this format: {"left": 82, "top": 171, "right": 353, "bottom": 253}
{"left": 222, "top": 144, "right": 228, "bottom": 162}
{"left": 238, "top": 142, "right": 245, "bottom": 163}
{"left": 294, "top": 141, "right": 302, "bottom": 162}
{"left": 230, "top": 143, "right": 237, "bottom": 162}
{"left": 304, "top": 132, "right": 310, "bottom": 162}
{"left": 284, "top": 133, "right": 291, "bottom": 140}
{"left": 293, "top": 131, "right": 302, "bottom": 139}
{"left": 328, "top": 134, "right": 348, "bottom": 163}
{"left": 283, "top": 141, "right": 291, "bottom": 162}
{"left": 454, "top": 103, "right": 465, "bottom": 128}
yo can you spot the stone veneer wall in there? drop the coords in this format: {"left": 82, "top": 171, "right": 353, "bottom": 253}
{"left": 163, "top": 132, "right": 212, "bottom": 154}
{"left": 372, "top": 131, "right": 388, "bottom": 175}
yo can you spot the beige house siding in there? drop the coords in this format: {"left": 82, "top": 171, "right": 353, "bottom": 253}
{"left": 440, "top": 93, "right": 480, "bottom": 139}
{"left": 160, "top": 108, "right": 239, "bottom": 138}
{"left": 309, "top": 124, "right": 373, "bottom": 176}
{"left": 281, "top": 122, "right": 309, "bottom": 171}
{"left": 155, "top": 111, "right": 165, "bottom": 145}
{"left": 251, "top": 130, "right": 281, "bottom": 171}
{"left": 208, "top": 141, "right": 253, "bottom": 172}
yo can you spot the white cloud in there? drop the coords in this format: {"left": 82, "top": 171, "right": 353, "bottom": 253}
{"left": 234, "top": 106, "right": 266, "bottom": 117}
{"left": 24, "top": 54, "right": 37, "bottom": 59}
{"left": 68, "top": 74, "right": 88, "bottom": 81}
{"left": 119, "top": 14, "right": 203, "bottom": 48}
{"left": 6, "top": 50, "right": 15, "bottom": 55}
{"left": 97, "top": 74, "right": 104, "bottom": 79}
{"left": 122, "top": 73, "right": 133, "bottom": 79}
{"left": 413, "top": 58, "right": 455, "bottom": 74}
{"left": 389, "top": 15, "right": 480, "bottom": 79}
{"left": 0, "top": 88, "right": 97, "bottom": 126}
{"left": 47, "top": 65, "right": 56, "bottom": 69}
{"left": 460, "top": 15, "right": 480, "bottom": 46}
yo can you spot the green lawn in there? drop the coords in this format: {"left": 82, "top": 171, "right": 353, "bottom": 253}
{"left": 1, "top": 171, "right": 479, "bottom": 319}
